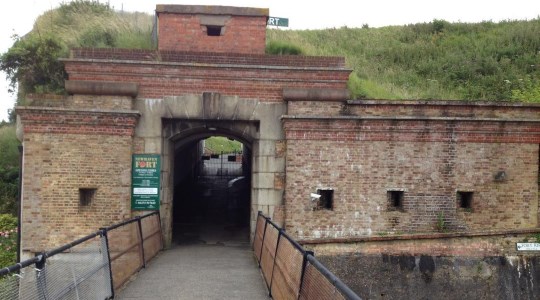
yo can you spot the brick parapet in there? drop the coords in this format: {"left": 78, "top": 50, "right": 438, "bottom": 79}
{"left": 282, "top": 117, "right": 540, "bottom": 144}
{"left": 287, "top": 99, "right": 540, "bottom": 119}
{"left": 299, "top": 227, "right": 540, "bottom": 245}
{"left": 303, "top": 229, "right": 540, "bottom": 257}
{"left": 68, "top": 48, "right": 347, "bottom": 68}
{"left": 63, "top": 58, "right": 350, "bottom": 101}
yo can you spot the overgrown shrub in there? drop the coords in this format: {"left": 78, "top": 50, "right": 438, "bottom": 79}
{"left": 0, "top": 33, "right": 67, "bottom": 95}
{"left": 0, "top": 125, "right": 19, "bottom": 216}
{"left": 266, "top": 41, "right": 303, "bottom": 55}
{"left": 0, "top": 214, "right": 17, "bottom": 267}
{"left": 0, "top": 214, "right": 17, "bottom": 231}
{"left": 512, "top": 76, "right": 540, "bottom": 102}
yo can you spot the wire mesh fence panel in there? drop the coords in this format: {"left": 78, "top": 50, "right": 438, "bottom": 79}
{"left": 0, "top": 212, "right": 163, "bottom": 299}
{"left": 107, "top": 222, "right": 143, "bottom": 290}
{"left": 253, "top": 214, "right": 266, "bottom": 264}
{"left": 0, "top": 264, "right": 40, "bottom": 300}
{"left": 299, "top": 260, "right": 347, "bottom": 300}
{"left": 141, "top": 214, "right": 162, "bottom": 264}
{"left": 270, "top": 235, "right": 304, "bottom": 300}
{"left": 260, "top": 224, "right": 279, "bottom": 289}
{"left": 39, "top": 235, "right": 111, "bottom": 300}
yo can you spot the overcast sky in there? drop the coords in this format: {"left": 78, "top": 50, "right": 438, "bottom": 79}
{"left": 1, "top": 0, "right": 540, "bottom": 121}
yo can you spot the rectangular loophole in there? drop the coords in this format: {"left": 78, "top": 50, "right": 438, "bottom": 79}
{"left": 387, "top": 190, "right": 404, "bottom": 211}
{"left": 316, "top": 189, "right": 334, "bottom": 210}
{"left": 79, "top": 188, "right": 96, "bottom": 206}
{"left": 206, "top": 25, "right": 222, "bottom": 36}
{"left": 457, "top": 191, "right": 473, "bottom": 211}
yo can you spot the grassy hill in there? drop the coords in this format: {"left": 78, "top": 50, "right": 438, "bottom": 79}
{"left": 2, "top": 0, "right": 539, "bottom": 105}
{"left": 268, "top": 20, "right": 540, "bottom": 101}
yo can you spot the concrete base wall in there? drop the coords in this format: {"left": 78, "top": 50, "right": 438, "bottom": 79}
{"left": 319, "top": 254, "right": 540, "bottom": 300}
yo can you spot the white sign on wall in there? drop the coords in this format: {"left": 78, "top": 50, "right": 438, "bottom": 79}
{"left": 516, "top": 243, "right": 540, "bottom": 251}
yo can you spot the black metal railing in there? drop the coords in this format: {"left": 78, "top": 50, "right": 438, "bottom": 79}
{"left": 253, "top": 211, "right": 361, "bottom": 300}
{"left": 0, "top": 211, "right": 163, "bottom": 300}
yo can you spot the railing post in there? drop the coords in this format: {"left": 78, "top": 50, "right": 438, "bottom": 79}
{"left": 100, "top": 228, "right": 115, "bottom": 299}
{"left": 156, "top": 210, "right": 164, "bottom": 250}
{"left": 297, "top": 250, "right": 314, "bottom": 300}
{"left": 35, "top": 253, "right": 48, "bottom": 300}
{"left": 136, "top": 216, "right": 146, "bottom": 268}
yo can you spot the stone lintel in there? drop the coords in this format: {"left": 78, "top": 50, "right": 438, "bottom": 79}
{"left": 283, "top": 88, "right": 350, "bottom": 101}
{"left": 156, "top": 5, "right": 269, "bottom": 17}
{"left": 65, "top": 80, "right": 138, "bottom": 97}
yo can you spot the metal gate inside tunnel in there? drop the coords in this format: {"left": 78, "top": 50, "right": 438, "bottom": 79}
{"left": 172, "top": 135, "right": 252, "bottom": 246}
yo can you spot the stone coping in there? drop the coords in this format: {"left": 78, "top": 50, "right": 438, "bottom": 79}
{"left": 156, "top": 5, "right": 269, "bottom": 17}
{"left": 347, "top": 99, "right": 540, "bottom": 108}
{"left": 298, "top": 227, "right": 540, "bottom": 245}
{"left": 281, "top": 115, "right": 540, "bottom": 123}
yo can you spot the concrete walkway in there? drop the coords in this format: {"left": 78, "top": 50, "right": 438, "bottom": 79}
{"left": 115, "top": 244, "right": 270, "bottom": 300}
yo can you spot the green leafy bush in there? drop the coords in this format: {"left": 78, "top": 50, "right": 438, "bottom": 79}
{"left": 0, "top": 125, "right": 19, "bottom": 216}
{"left": 0, "top": 33, "right": 67, "bottom": 95}
{"left": 0, "top": 214, "right": 17, "bottom": 268}
{"left": 512, "top": 76, "right": 540, "bottom": 102}
{"left": 0, "top": 214, "right": 17, "bottom": 231}
{"left": 266, "top": 41, "right": 303, "bottom": 55}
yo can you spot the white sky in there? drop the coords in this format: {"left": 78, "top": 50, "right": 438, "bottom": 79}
{"left": 1, "top": 0, "right": 540, "bottom": 121}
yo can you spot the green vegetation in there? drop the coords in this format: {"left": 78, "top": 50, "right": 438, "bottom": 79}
{"left": 0, "top": 0, "right": 153, "bottom": 117}
{"left": 265, "top": 40, "right": 303, "bottom": 55}
{"left": 204, "top": 137, "right": 243, "bottom": 154}
{"left": 2, "top": 1, "right": 540, "bottom": 109}
{"left": 436, "top": 212, "right": 447, "bottom": 232}
{"left": 268, "top": 19, "right": 540, "bottom": 101}
{"left": 0, "top": 125, "right": 19, "bottom": 216}
{"left": 0, "top": 214, "right": 17, "bottom": 267}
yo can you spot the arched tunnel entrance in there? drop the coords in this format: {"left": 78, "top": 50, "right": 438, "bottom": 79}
{"left": 171, "top": 133, "right": 253, "bottom": 246}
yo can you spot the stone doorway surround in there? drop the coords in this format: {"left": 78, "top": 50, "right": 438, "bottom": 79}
{"left": 134, "top": 92, "right": 287, "bottom": 246}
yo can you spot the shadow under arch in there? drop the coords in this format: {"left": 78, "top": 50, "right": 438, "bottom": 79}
{"left": 162, "top": 119, "right": 259, "bottom": 246}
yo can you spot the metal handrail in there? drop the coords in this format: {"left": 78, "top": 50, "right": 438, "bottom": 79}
{"left": 253, "top": 211, "right": 362, "bottom": 300}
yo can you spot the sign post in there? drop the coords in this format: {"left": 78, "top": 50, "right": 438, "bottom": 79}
{"left": 131, "top": 154, "right": 161, "bottom": 210}
{"left": 267, "top": 17, "right": 289, "bottom": 27}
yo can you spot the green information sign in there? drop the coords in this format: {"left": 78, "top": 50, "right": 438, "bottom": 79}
{"left": 131, "top": 154, "right": 161, "bottom": 210}
{"left": 267, "top": 16, "right": 289, "bottom": 27}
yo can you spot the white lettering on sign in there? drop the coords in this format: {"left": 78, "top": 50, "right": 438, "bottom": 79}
{"left": 133, "top": 187, "right": 158, "bottom": 195}
{"left": 516, "top": 242, "right": 540, "bottom": 251}
{"left": 268, "top": 17, "right": 280, "bottom": 26}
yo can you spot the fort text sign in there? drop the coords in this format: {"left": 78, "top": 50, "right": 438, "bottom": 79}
{"left": 267, "top": 17, "right": 289, "bottom": 27}
{"left": 131, "top": 154, "right": 161, "bottom": 210}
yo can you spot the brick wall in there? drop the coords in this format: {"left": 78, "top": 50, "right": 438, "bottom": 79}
{"left": 157, "top": 13, "right": 267, "bottom": 54}
{"left": 26, "top": 94, "right": 134, "bottom": 111}
{"left": 18, "top": 108, "right": 138, "bottom": 251}
{"left": 283, "top": 101, "right": 540, "bottom": 240}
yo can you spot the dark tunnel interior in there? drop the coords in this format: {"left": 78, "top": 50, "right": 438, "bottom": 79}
{"left": 172, "top": 136, "right": 252, "bottom": 246}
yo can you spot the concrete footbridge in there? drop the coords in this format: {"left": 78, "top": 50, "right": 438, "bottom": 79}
{"left": 0, "top": 212, "right": 360, "bottom": 300}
